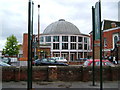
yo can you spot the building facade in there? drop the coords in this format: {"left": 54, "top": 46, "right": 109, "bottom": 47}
{"left": 38, "top": 19, "right": 90, "bottom": 61}
{"left": 22, "top": 19, "right": 90, "bottom": 61}
{"left": 90, "top": 20, "right": 120, "bottom": 61}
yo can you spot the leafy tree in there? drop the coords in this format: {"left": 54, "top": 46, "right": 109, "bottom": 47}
{"left": 3, "top": 35, "right": 20, "bottom": 56}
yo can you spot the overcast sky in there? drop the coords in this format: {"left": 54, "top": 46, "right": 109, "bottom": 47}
{"left": 0, "top": 0, "right": 120, "bottom": 50}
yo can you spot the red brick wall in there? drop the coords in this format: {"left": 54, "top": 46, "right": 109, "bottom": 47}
{"left": 103, "top": 29, "right": 120, "bottom": 49}
{"left": 23, "top": 33, "right": 28, "bottom": 59}
{"left": 90, "top": 28, "right": 120, "bottom": 57}
{"left": 2, "top": 66, "right": 120, "bottom": 82}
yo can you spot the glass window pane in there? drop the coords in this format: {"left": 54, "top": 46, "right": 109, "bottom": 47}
{"left": 71, "top": 36, "right": 76, "bottom": 42}
{"left": 53, "top": 36, "right": 59, "bottom": 42}
{"left": 53, "top": 43, "right": 59, "bottom": 49}
{"left": 104, "top": 38, "right": 107, "bottom": 47}
{"left": 78, "top": 37, "right": 83, "bottom": 42}
{"left": 62, "top": 43, "right": 68, "bottom": 49}
{"left": 62, "top": 36, "right": 68, "bottom": 42}
{"left": 84, "top": 44, "right": 87, "bottom": 50}
{"left": 84, "top": 37, "right": 87, "bottom": 43}
{"left": 46, "top": 36, "right": 51, "bottom": 42}
{"left": 40, "top": 36, "right": 44, "bottom": 42}
{"left": 78, "top": 44, "right": 82, "bottom": 49}
{"left": 70, "top": 43, "right": 76, "bottom": 49}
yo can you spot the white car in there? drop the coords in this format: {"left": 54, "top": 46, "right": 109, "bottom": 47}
{"left": 50, "top": 57, "right": 67, "bottom": 63}
{"left": 0, "top": 61, "right": 11, "bottom": 66}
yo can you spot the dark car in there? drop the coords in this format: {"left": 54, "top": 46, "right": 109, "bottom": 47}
{"left": 76, "top": 58, "right": 88, "bottom": 61}
{"left": 34, "top": 58, "right": 68, "bottom": 66}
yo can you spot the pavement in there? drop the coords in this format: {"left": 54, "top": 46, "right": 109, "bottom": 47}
{"left": 2, "top": 81, "right": 120, "bottom": 90}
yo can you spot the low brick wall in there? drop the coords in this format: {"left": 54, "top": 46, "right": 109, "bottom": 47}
{"left": 2, "top": 65, "right": 120, "bottom": 82}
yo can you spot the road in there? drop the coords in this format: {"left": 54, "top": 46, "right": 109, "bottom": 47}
{"left": 2, "top": 81, "right": 120, "bottom": 90}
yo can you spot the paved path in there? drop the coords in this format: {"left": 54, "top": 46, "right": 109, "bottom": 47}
{"left": 2, "top": 81, "right": 120, "bottom": 90}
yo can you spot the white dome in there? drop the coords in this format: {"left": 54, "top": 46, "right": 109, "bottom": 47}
{"left": 43, "top": 19, "right": 81, "bottom": 34}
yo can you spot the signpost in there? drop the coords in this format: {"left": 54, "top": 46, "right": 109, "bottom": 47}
{"left": 92, "top": 1, "right": 102, "bottom": 90}
{"left": 28, "top": 0, "right": 34, "bottom": 89}
{"left": 92, "top": 6, "right": 95, "bottom": 86}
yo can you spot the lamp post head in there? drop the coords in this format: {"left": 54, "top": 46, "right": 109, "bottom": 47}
{"left": 38, "top": 5, "right": 40, "bottom": 8}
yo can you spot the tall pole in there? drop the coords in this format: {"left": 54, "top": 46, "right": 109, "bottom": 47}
{"left": 92, "top": 6, "right": 95, "bottom": 86}
{"left": 38, "top": 5, "right": 40, "bottom": 59}
{"left": 99, "top": 0, "right": 103, "bottom": 90}
{"left": 28, "top": 0, "right": 33, "bottom": 89}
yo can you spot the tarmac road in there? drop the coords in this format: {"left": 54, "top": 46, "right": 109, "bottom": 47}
{"left": 2, "top": 81, "right": 120, "bottom": 90}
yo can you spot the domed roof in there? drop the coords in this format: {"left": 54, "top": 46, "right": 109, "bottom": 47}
{"left": 43, "top": 19, "right": 81, "bottom": 34}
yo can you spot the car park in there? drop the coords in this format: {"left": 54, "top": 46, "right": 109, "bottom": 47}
{"left": 34, "top": 58, "right": 68, "bottom": 66}
{"left": 83, "top": 59, "right": 115, "bottom": 67}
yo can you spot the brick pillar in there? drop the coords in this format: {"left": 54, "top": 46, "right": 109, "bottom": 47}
{"left": 48, "top": 66, "right": 57, "bottom": 81}
{"left": 15, "top": 67, "right": 20, "bottom": 81}
{"left": 94, "top": 40, "right": 100, "bottom": 59}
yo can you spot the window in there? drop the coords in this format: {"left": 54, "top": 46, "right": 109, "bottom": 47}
{"left": 114, "top": 36, "right": 118, "bottom": 45}
{"left": 84, "top": 44, "right": 87, "bottom": 50}
{"left": 78, "top": 44, "right": 82, "bottom": 49}
{"left": 40, "top": 36, "right": 44, "bottom": 42}
{"left": 71, "top": 36, "right": 76, "bottom": 42}
{"left": 104, "top": 38, "right": 107, "bottom": 47}
{"left": 62, "top": 36, "right": 68, "bottom": 42}
{"left": 45, "top": 36, "right": 51, "bottom": 42}
{"left": 70, "top": 43, "right": 76, "bottom": 49}
{"left": 84, "top": 37, "right": 87, "bottom": 43}
{"left": 78, "top": 37, "right": 83, "bottom": 42}
{"left": 53, "top": 36, "right": 59, "bottom": 42}
{"left": 53, "top": 43, "right": 59, "bottom": 49}
{"left": 62, "top": 43, "right": 68, "bottom": 49}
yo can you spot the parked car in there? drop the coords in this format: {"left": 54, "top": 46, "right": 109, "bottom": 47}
{"left": 34, "top": 58, "right": 68, "bottom": 66}
{"left": 0, "top": 61, "right": 11, "bottom": 66}
{"left": 0, "top": 57, "right": 11, "bottom": 64}
{"left": 50, "top": 57, "right": 67, "bottom": 63}
{"left": 83, "top": 59, "right": 115, "bottom": 67}
{"left": 76, "top": 58, "right": 88, "bottom": 61}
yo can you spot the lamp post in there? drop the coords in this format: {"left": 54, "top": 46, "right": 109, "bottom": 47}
{"left": 116, "top": 42, "right": 120, "bottom": 64}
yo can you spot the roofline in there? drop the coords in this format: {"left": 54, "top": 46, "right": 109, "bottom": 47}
{"left": 39, "top": 33, "right": 90, "bottom": 37}
{"left": 103, "top": 27, "right": 120, "bottom": 32}
{"left": 103, "top": 19, "right": 120, "bottom": 23}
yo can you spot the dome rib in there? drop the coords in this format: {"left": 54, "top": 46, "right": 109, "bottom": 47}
{"left": 43, "top": 19, "right": 81, "bottom": 34}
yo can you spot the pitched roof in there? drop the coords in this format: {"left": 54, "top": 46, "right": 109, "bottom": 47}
{"left": 102, "top": 20, "right": 120, "bottom": 30}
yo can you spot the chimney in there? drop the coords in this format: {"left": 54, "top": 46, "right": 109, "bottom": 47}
{"left": 111, "top": 22, "right": 116, "bottom": 28}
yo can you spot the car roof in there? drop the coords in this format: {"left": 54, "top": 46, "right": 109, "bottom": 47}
{"left": 87, "top": 59, "right": 109, "bottom": 62}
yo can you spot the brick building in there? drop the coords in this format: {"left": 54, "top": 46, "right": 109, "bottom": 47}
{"left": 90, "top": 20, "right": 120, "bottom": 62}
{"left": 19, "top": 33, "right": 51, "bottom": 61}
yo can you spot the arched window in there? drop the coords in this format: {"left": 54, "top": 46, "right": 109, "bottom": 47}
{"left": 114, "top": 36, "right": 118, "bottom": 45}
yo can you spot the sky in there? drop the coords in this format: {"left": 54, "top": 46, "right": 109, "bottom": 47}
{"left": 0, "top": 0, "right": 120, "bottom": 50}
